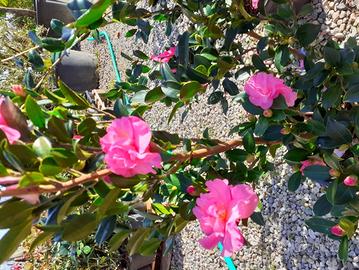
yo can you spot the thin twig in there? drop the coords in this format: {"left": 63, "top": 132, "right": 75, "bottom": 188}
{"left": 1, "top": 46, "right": 40, "bottom": 63}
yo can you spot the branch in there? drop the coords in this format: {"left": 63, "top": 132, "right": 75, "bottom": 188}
{"left": 0, "top": 7, "right": 36, "bottom": 17}
{"left": 169, "top": 137, "right": 278, "bottom": 162}
{"left": 0, "top": 169, "right": 111, "bottom": 197}
{"left": 0, "top": 138, "right": 279, "bottom": 197}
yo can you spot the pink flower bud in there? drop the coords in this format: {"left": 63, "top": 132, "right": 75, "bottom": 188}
{"left": 329, "top": 169, "right": 341, "bottom": 177}
{"left": 343, "top": 175, "right": 358, "bottom": 187}
{"left": 330, "top": 225, "right": 345, "bottom": 237}
{"left": 263, "top": 109, "right": 273, "bottom": 118}
{"left": 186, "top": 185, "right": 196, "bottom": 195}
{"left": 11, "top": 85, "right": 26, "bottom": 97}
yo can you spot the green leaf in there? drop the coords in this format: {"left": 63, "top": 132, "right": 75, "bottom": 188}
{"left": 323, "top": 47, "right": 341, "bottom": 66}
{"left": 0, "top": 221, "right": 32, "bottom": 264}
{"left": 178, "top": 32, "right": 189, "bottom": 67}
{"left": 284, "top": 148, "right": 309, "bottom": 163}
{"left": 322, "top": 86, "right": 341, "bottom": 109}
{"left": 78, "top": 118, "right": 97, "bottom": 136}
{"left": 313, "top": 195, "right": 332, "bottom": 216}
{"left": 250, "top": 212, "right": 265, "bottom": 226}
{"left": 59, "top": 81, "right": 90, "bottom": 109}
{"left": 344, "top": 84, "right": 359, "bottom": 103}
{"left": 33, "top": 136, "right": 52, "bottom": 157}
{"left": 152, "top": 203, "right": 172, "bottom": 215}
{"left": 287, "top": 171, "right": 302, "bottom": 192}
{"left": 274, "top": 45, "right": 289, "bottom": 72}
{"left": 222, "top": 78, "right": 239, "bottom": 96}
{"left": 41, "top": 37, "right": 65, "bottom": 52}
{"left": 254, "top": 117, "right": 269, "bottom": 137}
{"left": 127, "top": 228, "right": 151, "bottom": 256}
{"left": 339, "top": 236, "right": 349, "bottom": 262}
{"left": 243, "top": 130, "right": 255, "bottom": 153}
{"left": 50, "top": 19, "right": 64, "bottom": 34}
{"left": 145, "top": 87, "right": 165, "bottom": 103}
{"left": 252, "top": 54, "right": 267, "bottom": 71}
{"left": 74, "top": 0, "right": 113, "bottom": 27}
{"left": 139, "top": 238, "right": 162, "bottom": 256}
{"left": 57, "top": 191, "right": 83, "bottom": 224}
{"left": 25, "top": 96, "right": 46, "bottom": 128}
{"left": 160, "top": 63, "right": 177, "bottom": 82}
{"left": 161, "top": 81, "right": 180, "bottom": 99}
{"left": 326, "top": 118, "right": 352, "bottom": 147}
{"left": 19, "top": 172, "right": 45, "bottom": 188}
{"left": 109, "top": 229, "right": 130, "bottom": 252}
{"left": 29, "top": 231, "right": 53, "bottom": 252}
{"left": 133, "top": 50, "right": 149, "bottom": 60}
{"left": 0, "top": 200, "right": 33, "bottom": 229}
{"left": 95, "top": 216, "right": 116, "bottom": 245}
{"left": 62, "top": 213, "right": 98, "bottom": 242}
{"left": 296, "top": 23, "right": 321, "bottom": 47}
{"left": 225, "top": 149, "right": 248, "bottom": 162}
{"left": 303, "top": 165, "right": 330, "bottom": 183}
{"left": 40, "top": 157, "right": 62, "bottom": 176}
{"left": 180, "top": 81, "right": 205, "bottom": 101}
{"left": 305, "top": 217, "right": 336, "bottom": 235}
{"left": 125, "top": 29, "right": 137, "bottom": 37}
{"left": 208, "top": 91, "right": 223, "bottom": 104}
{"left": 97, "top": 188, "right": 122, "bottom": 219}
{"left": 28, "top": 50, "right": 44, "bottom": 71}
{"left": 47, "top": 116, "right": 71, "bottom": 142}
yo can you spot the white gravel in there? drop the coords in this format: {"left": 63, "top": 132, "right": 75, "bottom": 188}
{"left": 81, "top": 1, "right": 359, "bottom": 269}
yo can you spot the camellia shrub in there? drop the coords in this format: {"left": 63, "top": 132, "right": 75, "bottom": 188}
{"left": 0, "top": 0, "right": 359, "bottom": 265}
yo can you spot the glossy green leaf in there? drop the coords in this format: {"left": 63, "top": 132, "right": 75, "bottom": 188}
{"left": 339, "top": 236, "right": 349, "bottom": 262}
{"left": 138, "top": 238, "right": 162, "bottom": 256}
{"left": 180, "top": 81, "right": 205, "bottom": 101}
{"left": 0, "top": 200, "right": 33, "bottom": 229}
{"left": 59, "top": 81, "right": 90, "bottom": 109}
{"left": 19, "top": 172, "right": 45, "bottom": 188}
{"left": 313, "top": 195, "right": 332, "bottom": 216}
{"left": 222, "top": 78, "right": 239, "bottom": 96}
{"left": 243, "top": 130, "right": 255, "bottom": 153}
{"left": 296, "top": 23, "right": 321, "bottom": 47}
{"left": 62, "top": 213, "right": 98, "bottom": 242}
{"left": 0, "top": 221, "right": 32, "bottom": 264}
{"left": 74, "top": 0, "right": 113, "bottom": 27}
{"left": 288, "top": 171, "right": 302, "bottom": 192}
{"left": 25, "top": 96, "right": 46, "bottom": 128}
{"left": 127, "top": 228, "right": 150, "bottom": 256}
{"left": 28, "top": 50, "right": 44, "bottom": 71}
{"left": 109, "top": 229, "right": 130, "bottom": 252}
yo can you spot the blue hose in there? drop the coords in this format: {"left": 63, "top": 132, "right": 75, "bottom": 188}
{"left": 218, "top": 243, "right": 237, "bottom": 270}
{"left": 87, "top": 31, "right": 129, "bottom": 105}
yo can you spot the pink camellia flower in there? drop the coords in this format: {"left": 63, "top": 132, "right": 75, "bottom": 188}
{"left": 11, "top": 85, "right": 26, "bottom": 97}
{"left": 193, "top": 179, "right": 258, "bottom": 257}
{"left": 343, "top": 175, "right": 358, "bottom": 187}
{"left": 331, "top": 225, "right": 345, "bottom": 237}
{"left": 299, "top": 159, "right": 326, "bottom": 175}
{"left": 251, "top": 0, "right": 259, "bottom": 9}
{"left": 150, "top": 46, "right": 176, "bottom": 63}
{"left": 0, "top": 176, "right": 40, "bottom": 205}
{"left": 244, "top": 72, "right": 297, "bottom": 110}
{"left": 100, "top": 116, "right": 162, "bottom": 178}
{"left": 0, "top": 97, "right": 21, "bottom": 144}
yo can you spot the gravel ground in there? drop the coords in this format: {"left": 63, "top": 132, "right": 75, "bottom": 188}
{"left": 81, "top": 1, "right": 359, "bottom": 269}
